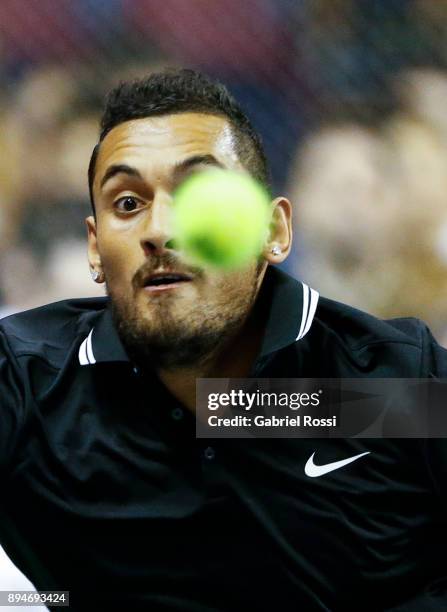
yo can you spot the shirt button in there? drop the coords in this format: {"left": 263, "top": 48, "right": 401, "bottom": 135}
{"left": 171, "top": 407, "right": 184, "bottom": 421}
{"left": 203, "top": 446, "right": 215, "bottom": 460}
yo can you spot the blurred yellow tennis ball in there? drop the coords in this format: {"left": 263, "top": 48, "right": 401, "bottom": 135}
{"left": 173, "top": 168, "right": 271, "bottom": 268}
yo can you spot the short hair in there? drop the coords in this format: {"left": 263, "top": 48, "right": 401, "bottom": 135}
{"left": 88, "top": 68, "right": 270, "bottom": 213}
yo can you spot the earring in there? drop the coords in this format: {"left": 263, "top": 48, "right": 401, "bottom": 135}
{"left": 271, "top": 246, "right": 281, "bottom": 256}
{"left": 90, "top": 269, "right": 101, "bottom": 282}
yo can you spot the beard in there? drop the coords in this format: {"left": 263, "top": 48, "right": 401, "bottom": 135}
{"left": 108, "top": 256, "right": 263, "bottom": 371}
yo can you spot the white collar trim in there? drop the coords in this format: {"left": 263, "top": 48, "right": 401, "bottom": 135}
{"left": 296, "top": 282, "right": 319, "bottom": 341}
{"left": 78, "top": 328, "right": 96, "bottom": 365}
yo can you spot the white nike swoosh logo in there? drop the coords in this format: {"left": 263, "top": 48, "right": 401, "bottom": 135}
{"left": 304, "top": 451, "right": 370, "bottom": 478}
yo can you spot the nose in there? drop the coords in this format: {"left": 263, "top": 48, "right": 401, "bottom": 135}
{"left": 140, "top": 190, "right": 176, "bottom": 256}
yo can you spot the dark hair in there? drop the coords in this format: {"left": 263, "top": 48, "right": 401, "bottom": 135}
{"left": 88, "top": 68, "right": 270, "bottom": 213}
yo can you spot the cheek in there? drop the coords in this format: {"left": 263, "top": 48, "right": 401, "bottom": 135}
{"left": 96, "top": 215, "right": 146, "bottom": 287}
{"left": 206, "top": 267, "right": 257, "bottom": 301}
{"left": 98, "top": 236, "right": 137, "bottom": 288}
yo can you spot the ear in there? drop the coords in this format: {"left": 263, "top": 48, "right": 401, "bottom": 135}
{"left": 263, "top": 197, "right": 293, "bottom": 264}
{"left": 86, "top": 216, "right": 104, "bottom": 283}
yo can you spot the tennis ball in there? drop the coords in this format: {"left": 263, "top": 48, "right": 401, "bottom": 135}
{"left": 172, "top": 168, "right": 271, "bottom": 269}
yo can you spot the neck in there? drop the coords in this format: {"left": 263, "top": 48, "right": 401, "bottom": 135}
{"left": 157, "top": 291, "right": 267, "bottom": 413}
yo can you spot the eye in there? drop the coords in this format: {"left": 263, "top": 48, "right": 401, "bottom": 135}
{"left": 114, "top": 196, "right": 144, "bottom": 213}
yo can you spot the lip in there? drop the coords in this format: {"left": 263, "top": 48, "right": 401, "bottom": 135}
{"left": 143, "top": 281, "right": 191, "bottom": 293}
{"left": 141, "top": 269, "right": 194, "bottom": 294}
{"left": 142, "top": 270, "right": 193, "bottom": 286}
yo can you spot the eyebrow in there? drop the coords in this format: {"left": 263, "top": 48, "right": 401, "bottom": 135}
{"left": 100, "top": 164, "right": 142, "bottom": 189}
{"left": 173, "top": 154, "right": 223, "bottom": 177}
{"left": 100, "top": 154, "right": 223, "bottom": 191}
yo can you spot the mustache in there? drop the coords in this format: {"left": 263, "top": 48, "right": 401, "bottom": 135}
{"left": 132, "top": 253, "right": 203, "bottom": 289}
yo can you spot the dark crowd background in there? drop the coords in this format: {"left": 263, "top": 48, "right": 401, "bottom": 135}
{"left": 2, "top": 0, "right": 447, "bottom": 599}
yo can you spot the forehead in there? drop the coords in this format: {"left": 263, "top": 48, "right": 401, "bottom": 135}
{"left": 94, "top": 113, "right": 240, "bottom": 184}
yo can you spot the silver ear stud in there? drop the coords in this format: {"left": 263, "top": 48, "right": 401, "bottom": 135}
{"left": 90, "top": 269, "right": 101, "bottom": 282}
{"left": 271, "top": 246, "right": 281, "bottom": 256}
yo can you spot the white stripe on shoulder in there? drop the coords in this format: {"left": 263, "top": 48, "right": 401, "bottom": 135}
{"left": 296, "top": 283, "right": 309, "bottom": 341}
{"left": 78, "top": 337, "right": 89, "bottom": 365}
{"left": 86, "top": 329, "right": 96, "bottom": 364}
{"left": 301, "top": 286, "right": 319, "bottom": 339}
{"left": 296, "top": 283, "right": 319, "bottom": 341}
{"left": 78, "top": 329, "right": 96, "bottom": 366}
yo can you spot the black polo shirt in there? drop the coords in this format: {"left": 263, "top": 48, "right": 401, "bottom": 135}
{"left": 1, "top": 266, "right": 447, "bottom": 611}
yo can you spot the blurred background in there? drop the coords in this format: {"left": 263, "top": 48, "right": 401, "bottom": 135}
{"left": 2, "top": 0, "right": 447, "bottom": 603}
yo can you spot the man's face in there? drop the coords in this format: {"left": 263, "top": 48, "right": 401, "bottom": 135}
{"left": 87, "top": 113, "right": 268, "bottom": 369}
